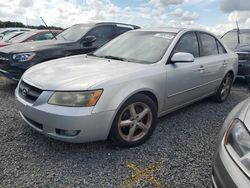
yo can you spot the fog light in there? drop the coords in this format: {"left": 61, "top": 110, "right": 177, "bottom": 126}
{"left": 56, "top": 129, "right": 80, "bottom": 136}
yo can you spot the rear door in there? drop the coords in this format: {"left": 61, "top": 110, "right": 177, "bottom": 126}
{"left": 197, "top": 32, "right": 227, "bottom": 93}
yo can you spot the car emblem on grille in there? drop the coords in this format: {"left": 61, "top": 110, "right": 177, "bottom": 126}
{"left": 22, "top": 88, "right": 29, "bottom": 96}
{"left": 0, "top": 56, "right": 9, "bottom": 61}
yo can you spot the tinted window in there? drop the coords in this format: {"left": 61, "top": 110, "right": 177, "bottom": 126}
{"left": 173, "top": 32, "right": 199, "bottom": 58}
{"left": 200, "top": 33, "right": 218, "bottom": 56}
{"left": 115, "top": 26, "right": 131, "bottom": 35}
{"left": 86, "top": 26, "right": 114, "bottom": 47}
{"left": 216, "top": 40, "right": 226, "bottom": 54}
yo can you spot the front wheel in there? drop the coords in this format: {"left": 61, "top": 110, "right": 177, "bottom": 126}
{"left": 212, "top": 73, "right": 233, "bottom": 102}
{"left": 109, "top": 94, "right": 157, "bottom": 147}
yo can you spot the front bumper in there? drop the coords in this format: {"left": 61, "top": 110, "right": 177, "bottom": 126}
{"left": 15, "top": 87, "right": 115, "bottom": 143}
{"left": 0, "top": 68, "right": 23, "bottom": 81}
{"left": 237, "top": 60, "right": 250, "bottom": 82}
{"left": 212, "top": 144, "right": 250, "bottom": 188}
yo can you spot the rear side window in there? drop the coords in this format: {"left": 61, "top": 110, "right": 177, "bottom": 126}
{"left": 115, "top": 26, "right": 132, "bottom": 35}
{"left": 216, "top": 40, "right": 227, "bottom": 54}
{"left": 86, "top": 26, "right": 115, "bottom": 47}
{"left": 173, "top": 32, "right": 199, "bottom": 58}
{"left": 200, "top": 33, "right": 218, "bottom": 56}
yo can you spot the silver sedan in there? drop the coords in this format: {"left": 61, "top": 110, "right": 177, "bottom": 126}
{"left": 212, "top": 86, "right": 250, "bottom": 187}
{"left": 15, "top": 28, "right": 238, "bottom": 147}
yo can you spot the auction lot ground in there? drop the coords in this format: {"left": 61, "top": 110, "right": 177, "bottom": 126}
{"left": 0, "top": 76, "right": 249, "bottom": 188}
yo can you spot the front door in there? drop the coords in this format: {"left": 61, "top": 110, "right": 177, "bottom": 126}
{"left": 165, "top": 32, "right": 208, "bottom": 110}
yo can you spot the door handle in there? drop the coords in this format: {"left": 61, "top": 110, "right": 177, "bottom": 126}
{"left": 198, "top": 65, "right": 205, "bottom": 72}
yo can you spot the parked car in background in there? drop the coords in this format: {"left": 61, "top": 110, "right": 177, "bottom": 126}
{"left": 15, "top": 28, "right": 238, "bottom": 147}
{"left": 0, "top": 22, "right": 139, "bottom": 81}
{"left": 7, "top": 29, "right": 62, "bottom": 44}
{"left": 221, "top": 29, "right": 250, "bottom": 82}
{"left": 212, "top": 85, "right": 250, "bottom": 188}
{"left": 0, "top": 31, "right": 27, "bottom": 47}
{"left": 0, "top": 27, "right": 32, "bottom": 38}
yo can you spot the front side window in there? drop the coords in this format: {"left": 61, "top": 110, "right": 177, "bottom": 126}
{"left": 93, "top": 31, "right": 175, "bottom": 64}
{"left": 200, "top": 33, "right": 218, "bottom": 56}
{"left": 173, "top": 32, "right": 199, "bottom": 58}
{"left": 86, "top": 26, "right": 115, "bottom": 47}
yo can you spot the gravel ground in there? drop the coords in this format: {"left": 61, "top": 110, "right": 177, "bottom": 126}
{"left": 0, "top": 77, "right": 249, "bottom": 188}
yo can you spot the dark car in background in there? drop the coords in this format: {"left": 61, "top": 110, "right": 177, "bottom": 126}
{"left": 0, "top": 22, "right": 139, "bottom": 81}
{"left": 221, "top": 29, "right": 250, "bottom": 82}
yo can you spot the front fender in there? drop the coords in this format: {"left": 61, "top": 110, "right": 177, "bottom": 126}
{"left": 91, "top": 70, "right": 166, "bottom": 115}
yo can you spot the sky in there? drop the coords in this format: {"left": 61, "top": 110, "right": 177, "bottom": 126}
{"left": 0, "top": 0, "right": 250, "bottom": 35}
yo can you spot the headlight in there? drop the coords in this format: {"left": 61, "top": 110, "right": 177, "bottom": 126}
{"left": 48, "top": 90, "right": 103, "bottom": 107}
{"left": 224, "top": 119, "right": 250, "bottom": 177}
{"left": 12, "top": 53, "right": 36, "bottom": 62}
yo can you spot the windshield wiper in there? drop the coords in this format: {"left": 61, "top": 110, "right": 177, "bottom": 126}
{"left": 103, "top": 55, "right": 130, "bottom": 62}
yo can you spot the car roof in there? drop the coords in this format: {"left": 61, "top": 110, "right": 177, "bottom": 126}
{"left": 72, "top": 22, "right": 140, "bottom": 29}
{"left": 133, "top": 27, "right": 213, "bottom": 34}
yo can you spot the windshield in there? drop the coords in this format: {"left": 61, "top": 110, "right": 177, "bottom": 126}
{"left": 221, "top": 30, "right": 250, "bottom": 49}
{"left": 93, "top": 31, "right": 175, "bottom": 64}
{"left": 8, "top": 31, "right": 34, "bottom": 43}
{"left": 56, "top": 24, "right": 92, "bottom": 41}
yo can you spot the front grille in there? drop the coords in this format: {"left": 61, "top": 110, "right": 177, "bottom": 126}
{"left": 237, "top": 52, "right": 250, "bottom": 61}
{"left": 19, "top": 81, "right": 43, "bottom": 103}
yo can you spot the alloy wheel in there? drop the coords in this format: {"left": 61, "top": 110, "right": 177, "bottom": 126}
{"left": 118, "top": 102, "right": 153, "bottom": 142}
{"left": 220, "top": 74, "right": 232, "bottom": 100}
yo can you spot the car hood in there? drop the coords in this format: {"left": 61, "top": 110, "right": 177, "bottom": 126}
{"left": 22, "top": 55, "right": 151, "bottom": 91}
{"left": 0, "top": 40, "right": 71, "bottom": 53}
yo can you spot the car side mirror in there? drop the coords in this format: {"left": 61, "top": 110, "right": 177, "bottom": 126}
{"left": 83, "top": 35, "right": 96, "bottom": 45}
{"left": 171, "top": 52, "right": 195, "bottom": 63}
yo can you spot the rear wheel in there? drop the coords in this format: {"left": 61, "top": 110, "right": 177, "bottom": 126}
{"left": 110, "top": 94, "right": 157, "bottom": 147}
{"left": 212, "top": 73, "right": 233, "bottom": 102}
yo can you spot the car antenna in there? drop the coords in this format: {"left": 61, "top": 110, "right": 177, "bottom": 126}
{"left": 236, "top": 19, "right": 240, "bottom": 44}
{"left": 40, "top": 17, "right": 57, "bottom": 40}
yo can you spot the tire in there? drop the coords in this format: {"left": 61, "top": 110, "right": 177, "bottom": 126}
{"left": 212, "top": 73, "right": 233, "bottom": 103}
{"left": 109, "top": 94, "right": 158, "bottom": 147}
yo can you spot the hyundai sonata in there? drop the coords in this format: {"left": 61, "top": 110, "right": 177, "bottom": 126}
{"left": 15, "top": 28, "right": 238, "bottom": 147}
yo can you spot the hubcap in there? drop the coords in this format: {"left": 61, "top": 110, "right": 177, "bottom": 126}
{"left": 118, "top": 102, "right": 152, "bottom": 142}
{"left": 220, "top": 75, "right": 231, "bottom": 100}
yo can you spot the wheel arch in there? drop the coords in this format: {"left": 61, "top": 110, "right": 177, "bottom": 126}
{"left": 105, "top": 89, "right": 160, "bottom": 137}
